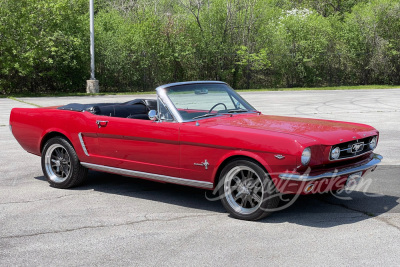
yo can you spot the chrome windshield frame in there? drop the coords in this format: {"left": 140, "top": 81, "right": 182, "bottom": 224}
{"left": 156, "top": 85, "right": 183, "bottom": 122}
{"left": 155, "top": 81, "right": 257, "bottom": 123}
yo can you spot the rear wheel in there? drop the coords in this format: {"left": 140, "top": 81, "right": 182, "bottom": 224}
{"left": 219, "top": 160, "right": 279, "bottom": 221}
{"left": 41, "top": 137, "right": 88, "bottom": 188}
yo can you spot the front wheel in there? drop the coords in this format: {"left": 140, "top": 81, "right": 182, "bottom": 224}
{"left": 41, "top": 137, "right": 88, "bottom": 189}
{"left": 219, "top": 160, "right": 279, "bottom": 220}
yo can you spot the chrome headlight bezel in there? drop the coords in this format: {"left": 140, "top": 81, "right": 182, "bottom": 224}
{"left": 301, "top": 147, "right": 311, "bottom": 166}
{"left": 369, "top": 136, "right": 377, "bottom": 150}
{"left": 330, "top": 146, "right": 341, "bottom": 160}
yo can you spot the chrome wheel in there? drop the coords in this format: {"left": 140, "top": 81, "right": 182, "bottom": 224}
{"left": 41, "top": 137, "right": 88, "bottom": 188}
{"left": 224, "top": 166, "right": 264, "bottom": 215}
{"left": 44, "top": 144, "right": 71, "bottom": 183}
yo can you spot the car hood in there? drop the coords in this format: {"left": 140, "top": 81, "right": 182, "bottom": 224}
{"left": 203, "top": 114, "right": 377, "bottom": 145}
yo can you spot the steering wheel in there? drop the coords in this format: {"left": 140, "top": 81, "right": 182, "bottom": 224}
{"left": 209, "top": 103, "right": 227, "bottom": 113}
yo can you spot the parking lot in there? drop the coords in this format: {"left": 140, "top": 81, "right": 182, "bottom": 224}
{"left": 1, "top": 89, "right": 399, "bottom": 266}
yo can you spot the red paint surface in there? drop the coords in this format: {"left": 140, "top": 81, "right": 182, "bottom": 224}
{"left": 10, "top": 107, "right": 379, "bottom": 193}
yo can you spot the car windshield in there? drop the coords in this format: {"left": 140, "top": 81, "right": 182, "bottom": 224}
{"left": 165, "top": 83, "right": 256, "bottom": 121}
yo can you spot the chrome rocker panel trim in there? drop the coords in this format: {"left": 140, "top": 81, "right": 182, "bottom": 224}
{"left": 279, "top": 154, "right": 382, "bottom": 181}
{"left": 80, "top": 162, "right": 214, "bottom": 189}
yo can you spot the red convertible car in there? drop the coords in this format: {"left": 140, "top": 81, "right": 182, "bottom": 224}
{"left": 10, "top": 81, "right": 382, "bottom": 220}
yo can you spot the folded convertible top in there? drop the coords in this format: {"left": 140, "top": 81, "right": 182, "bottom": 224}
{"left": 57, "top": 99, "right": 157, "bottom": 119}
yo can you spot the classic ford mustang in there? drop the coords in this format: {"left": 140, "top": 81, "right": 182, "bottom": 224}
{"left": 10, "top": 81, "right": 382, "bottom": 220}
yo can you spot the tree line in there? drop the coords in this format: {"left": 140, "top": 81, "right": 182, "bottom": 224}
{"left": 1, "top": 0, "right": 399, "bottom": 94}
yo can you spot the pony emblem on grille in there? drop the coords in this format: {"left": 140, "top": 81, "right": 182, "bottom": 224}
{"left": 350, "top": 142, "right": 364, "bottom": 153}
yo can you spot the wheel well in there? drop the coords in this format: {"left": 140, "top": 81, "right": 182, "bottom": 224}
{"left": 40, "top": 132, "right": 72, "bottom": 153}
{"left": 213, "top": 155, "right": 268, "bottom": 188}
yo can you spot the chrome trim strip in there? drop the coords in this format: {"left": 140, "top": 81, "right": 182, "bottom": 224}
{"left": 159, "top": 81, "right": 226, "bottom": 88}
{"left": 279, "top": 154, "right": 382, "bottom": 181}
{"left": 156, "top": 87, "right": 183, "bottom": 123}
{"left": 78, "top": 133, "right": 89, "bottom": 156}
{"left": 340, "top": 143, "right": 366, "bottom": 153}
{"left": 80, "top": 162, "right": 214, "bottom": 189}
{"left": 329, "top": 149, "right": 372, "bottom": 161}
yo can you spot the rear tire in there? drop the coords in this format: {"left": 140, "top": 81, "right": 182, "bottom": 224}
{"left": 218, "top": 160, "right": 279, "bottom": 221}
{"left": 41, "top": 137, "right": 88, "bottom": 188}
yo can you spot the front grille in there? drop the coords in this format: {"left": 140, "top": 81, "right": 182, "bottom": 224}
{"left": 330, "top": 136, "right": 376, "bottom": 160}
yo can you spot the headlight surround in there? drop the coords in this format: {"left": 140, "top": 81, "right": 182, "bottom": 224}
{"left": 301, "top": 147, "right": 311, "bottom": 166}
{"left": 369, "top": 136, "right": 377, "bottom": 150}
{"left": 330, "top": 146, "right": 340, "bottom": 160}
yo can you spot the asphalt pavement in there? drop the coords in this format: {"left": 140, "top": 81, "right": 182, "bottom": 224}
{"left": 0, "top": 89, "right": 399, "bottom": 266}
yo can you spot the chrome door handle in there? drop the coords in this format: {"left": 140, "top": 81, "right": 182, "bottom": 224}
{"left": 96, "top": 120, "right": 108, "bottom": 128}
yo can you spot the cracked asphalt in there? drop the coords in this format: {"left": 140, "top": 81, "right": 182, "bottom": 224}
{"left": 1, "top": 89, "right": 400, "bottom": 266}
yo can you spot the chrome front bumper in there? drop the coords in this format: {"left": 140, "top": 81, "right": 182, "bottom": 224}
{"left": 278, "top": 154, "right": 382, "bottom": 181}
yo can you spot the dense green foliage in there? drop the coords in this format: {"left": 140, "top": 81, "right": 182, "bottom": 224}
{"left": 1, "top": 0, "right": 399, "bottom": 93}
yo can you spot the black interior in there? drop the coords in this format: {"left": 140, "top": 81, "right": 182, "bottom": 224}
{"left": 58, "top": 99, "right": 157, "bottom": 120}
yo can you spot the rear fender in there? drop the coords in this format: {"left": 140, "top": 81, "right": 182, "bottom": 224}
{"left": 39, "top": 128, "right": 75, "bottom": 154}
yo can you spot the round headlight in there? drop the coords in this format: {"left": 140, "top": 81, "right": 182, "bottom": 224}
{"left": 369, "top": 136, "right": 377, "bottom": 150}
{"left": 301, "top": 147, "right": 311, "bottom": 166}
{"left": 330, "top": 147, "right": 340, "bottom": 160}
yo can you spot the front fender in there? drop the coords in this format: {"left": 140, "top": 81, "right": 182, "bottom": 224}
{"left": 211, "top": 150, "right": 297, "bottom": 186}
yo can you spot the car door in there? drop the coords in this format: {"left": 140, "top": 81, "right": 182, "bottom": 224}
{"left": 179, "top": 122, "right": 232, "bottom": 184}
{"left": 93, "top": 116, "right": 181, "bottom": 178}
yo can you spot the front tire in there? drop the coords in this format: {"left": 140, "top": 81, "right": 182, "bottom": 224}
{"left": 41, "top": 137, "right": 88, "bottom": 188}
{"left": 219, "top": 160, "right": 279, "bottom": 221}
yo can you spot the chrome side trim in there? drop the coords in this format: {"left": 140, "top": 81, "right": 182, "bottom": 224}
{"left": 80, "top": 162, "right": 214, "bottom": 189}
{"left": 279, "top": 154, "right": 382, "bottom": 181}
{"left": 78, "top": 133, "right": 89, "bottom": 156}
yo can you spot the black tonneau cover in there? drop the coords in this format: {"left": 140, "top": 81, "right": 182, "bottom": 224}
{"left": 57, "top": 99, "right": 157, "bottom": 119}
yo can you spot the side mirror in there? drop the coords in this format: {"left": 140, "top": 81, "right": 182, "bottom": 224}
{"left": 148, "top": 110, "right": 158, "bottom": 121}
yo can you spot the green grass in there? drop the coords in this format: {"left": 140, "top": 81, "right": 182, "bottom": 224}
{"left": 236, "top": 84, "right": 400, "bottom": 92}
{"left": 2, "top": 84, "right": 399, "bottom": 98}
{"left": 7, "top": 96, "right": 42, "bottom": 107}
